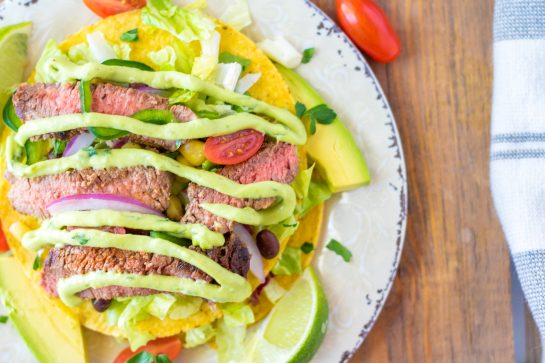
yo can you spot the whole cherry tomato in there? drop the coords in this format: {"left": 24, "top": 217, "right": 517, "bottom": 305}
{"left": 336, "top": 0, "right": 401, "bottom": 63}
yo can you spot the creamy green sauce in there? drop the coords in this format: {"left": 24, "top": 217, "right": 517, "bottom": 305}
{"left": 23, "top": 227, "right": 252, "bottom": 306}
{"left": 45, "top": 210, "right": 224, "bottom": 249}
{"left": 47, "top": 56, "right": 306, "bottom": 144}
{"left": 7, "top": 137, "right": 296, "bottom": 226}
{"left": 15, "top": 112, "right": 304, "bottom": 146}
{"left": 13, "top": 56, "right": 304, "bottom": 305}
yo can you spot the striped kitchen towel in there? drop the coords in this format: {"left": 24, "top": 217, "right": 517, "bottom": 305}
{"left": 492, "top": 0, "right": 545, "bottom": 350}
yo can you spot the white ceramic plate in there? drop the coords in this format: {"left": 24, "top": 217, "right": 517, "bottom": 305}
{"left": 0, "top": 0, "right": 407, "bottom": 362}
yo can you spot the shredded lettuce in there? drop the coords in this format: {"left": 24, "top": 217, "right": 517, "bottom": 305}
{"left": 184, "top": 323, "right": 216, "bottom": 348}
{"left": 219, "top": 0, "right": 252, "bottom": 31}
{"left": 148, "top": 46, "right": 178, "bottom": 71}
{"left": 141, "top": 0, "right": 216, "bottom": 43}
{"left": 300, "top": 179, "right": 332, "bottom": 217}
{"left": 221, "top": 303, "right": 255, "bottom": 327}
{"left": 86, "top": 32, "right": 117, "bottom": 63}
{"left": 192, "top": 30, "right": 221, "bottom": 80}
{"left": 263, "top": 278, "right": 287, "bottom": 303}
{"left": 291, "top": 164, "right": 315, "bottom": 200}
{"left": 216, "top": 319, "right": 246, "bottom": 363}
{"left": 105, "top": 294, "right": 202, "bottom": 349}
{"left": 272, "top": 246, "right": 302, "bottom": 276}
{"left": 113, "top": 43, "right": 132, "bottom": 60}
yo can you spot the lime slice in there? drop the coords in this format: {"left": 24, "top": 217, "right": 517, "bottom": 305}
{"left": 0, "top": 22, "right": 32, "bottom": 91}
{"left": 0, "top": 22, "right": 31, "bottom": 133}
{"left": 245, "top": 268, "right": 329, "bottom": 363}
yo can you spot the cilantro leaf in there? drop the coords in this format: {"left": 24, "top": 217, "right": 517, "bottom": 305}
{"left": 84, "top": 147, "right": 97, "bottom": 157}
{"left": 127, "top": 351, "right": 155, "bottom": 363}
{"left": 72, "top": 233, "right": 89, "bottom": 246}
{"left": 302, "top": 47, "right": 316, "bottom": 64}
{"left": 306, "top": 104, "right": 337, "bottom": 125}
{"left": 32, "top": 252, "right": 41, "bottom": 271}
{"left": 219, "top": 52, "right": 251, "bottom": 71}
{"left": 121, "top": 28, "right": 139, "bottom": 42}
{"left": 0, "top": 316, "right": 8, "bottom": 324}
{"left": 309, "top": 118, "right": 317, "bottom": 135}
{"left": 295, "top": 101, "right": 306, "bottom": 118}
{"left": 301, "top": 242, "right": 315, "bottom": 254}
{"left": 155, "top": 354, "right": 172, "bottom": 363}
{"left": 326, "top": 239, "right": 352, "bottom": 262}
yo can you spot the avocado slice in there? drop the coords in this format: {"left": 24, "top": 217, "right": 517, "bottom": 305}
{"left": 276, "top": 64, "right": 371, "bottom": 193}
{"left": 0, "top": 256, "right": 86, "bottom": 363}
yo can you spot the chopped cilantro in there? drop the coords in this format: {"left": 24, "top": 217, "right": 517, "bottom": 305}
{"left": 121, "top": 28, "right": 139, "bottom": 42}
{"left": 127, "top": 351, "right": 171, "bottom": 363}
{"left": 306, "top": 104, "right": 337, "bottom": 125}
{"left": 219, "top": 52, "right": 251, "bottom": 71}
{"left": 282, "top": 223, "right": 298, "bottom": 228}
{"left": 0, "top": 316, "right": 7, "bottom": 324}
{"left": 32, "top": 252, "right": 41, "bottom": 270}
{"left": 155, "top": 355, "right": 172, "bottom": 363}
{"left": 302, "top": 47, "right": 316, "bottom": 64}
{"left": 295, "top": 101, "right": 306, "bottom": 118}
{"left": 301, "top": 242, "right": 315, "bottom": 254}
{"left": 84, "top": 147, "right": 97, "bottom": 157}
{"left": 326, "top": 239, "right": 352, "bottom": 262}
{"left": 309, "top": 118, "right": 317, "bottom": 135}
{"left": 72, "top": 233, "right": 89, "bottom": 246}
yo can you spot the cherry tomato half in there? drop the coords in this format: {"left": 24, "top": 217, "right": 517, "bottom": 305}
{"left": 336, "top": 0, "right": 401, "bottom": 63}
{"left": 113, "top": 336, "right": 182, "bottom": 363}
{"left": 83, "top": 0, "right": 146, "bottom": 18}
{"left": 0, "top": 219, "right": 8, "bottom": 253}
{"left": 204, "top": 129, "right": 265, "bottom": 165}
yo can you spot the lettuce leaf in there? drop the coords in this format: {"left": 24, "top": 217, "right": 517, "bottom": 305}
{"left": 141, "top": 0, "right": 216, "bottom": 43}
{"left": 300, "top": 179, "right": 332, "bottom": 217}
{"left": 216, "top": 319, "right": 246, "bottom": 363}
{"left": 185, "top": 323, "right": 216, "bottom": 348}
{"left": 221, "top": 303, "right": 255, "bottom": 327}
{"left": 192, "top": 30, "right": 220, "bottom": 80}
{"left": 291, "top": 164, "right": 314, "bottom": 200}
{"left": 148, "top": 46, "right": 178, "bottom": 71}
{"left": 272, "top": 246, "right": 302, "bottom": 276}
{"left": 219, "top": 0, "right": 252, "bottom": 31}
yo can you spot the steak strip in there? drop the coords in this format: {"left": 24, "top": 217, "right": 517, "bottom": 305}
{"left": 182, "top": 142, "right": 299, "bottom": 233}
{"left": 13, "top": 83, "right": 196, "bottom": 151}
{"left": 41, "top": 233, "right": 250, "bottom": 300}
{"left": 5, "top": 166, "right": 173, "bottom": 219}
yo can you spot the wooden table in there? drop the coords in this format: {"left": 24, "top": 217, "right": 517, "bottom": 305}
{"left": 310, "top": 1, "right": 515, "bottom": 362}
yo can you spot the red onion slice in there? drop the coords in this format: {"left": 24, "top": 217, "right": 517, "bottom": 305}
{"left": 63, "top": 132, "right": 95, "bottom": 157}
{"left": 47, "top": 194, "right": 164, "bottom": 217}
{"left": 233, "top": 223, "right": 265, "bottom": 283}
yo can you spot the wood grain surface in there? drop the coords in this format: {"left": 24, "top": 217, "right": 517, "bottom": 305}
{"left": 309, "top": 0, "right": 515, "bottom": 362}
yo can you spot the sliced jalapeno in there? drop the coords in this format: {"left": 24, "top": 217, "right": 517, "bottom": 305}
{"left": 149, "top": 231, "right": 191, "bottom": 247}
{"left": 131, "top": 109, "right": 176, "bottom": 125}
{"left": 2, "top": 95, "right": 22, "bottom": 131}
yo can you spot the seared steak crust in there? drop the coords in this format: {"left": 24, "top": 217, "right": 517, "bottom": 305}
{"left": 13, "top": 83, "right": 196, "bottom": 151}
{"left": 41, "top": 234, "right": 250, "bottom": 300}
{"left": 182, "top": 142, "right": 299, "bottom": 233}
{"left": 5, "top": 166, "right": 173, "bottom": 219}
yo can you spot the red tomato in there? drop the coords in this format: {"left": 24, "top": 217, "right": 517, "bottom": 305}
{"left": 83, "top": 0, "right": 146, "bottom": 18}
{"left": 113, "top": 336, "right": 182, "bottom": 363}
{"left": 204, "top": 129, "right": 265, "bottom": 165}
{"left": 0, "top": 220, "right": 8, "bottom": 253}
{"left": 336, "top": 0, "right": 401, "bottom": 63}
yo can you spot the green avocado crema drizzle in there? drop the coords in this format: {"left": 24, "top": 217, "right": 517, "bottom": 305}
{"left": 22, "top": 227, "right": 252, "bottom": 306}
{"left": 6, "top": 137, "right": 297, "bottom": 226}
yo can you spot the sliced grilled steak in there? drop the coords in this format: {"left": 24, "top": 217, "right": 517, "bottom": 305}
{"left": 5, "top": 166, "right": 172, "bottom": 219}
{"left": 41, "top": 233, "right": 250, "bottom": 300}
{"left": 182, "top": 142, "right": 299, "bottom": 233}
{"left": 13, "top": 83, "right": 196, "bottom": 151}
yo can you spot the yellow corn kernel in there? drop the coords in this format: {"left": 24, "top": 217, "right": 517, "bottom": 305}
{"left": 121, "top": 142, "right": 142, "bottom": 149}
{"left": 180, "top": 140, "right": 206, "bottom": 166}
{"left": 166, "top": 196, "right": 184, "bottom": 220}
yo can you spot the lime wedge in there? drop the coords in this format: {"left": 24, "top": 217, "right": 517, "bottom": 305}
{"left": 0, "top": 22, "right": 31, "bottom": 91}
{"left": 245, "top": 268, "right": 328, "bottom": 363}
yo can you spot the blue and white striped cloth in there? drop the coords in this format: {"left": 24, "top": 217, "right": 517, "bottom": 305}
{"left": 492, "top": 0, "right": 545, "bottom": 351}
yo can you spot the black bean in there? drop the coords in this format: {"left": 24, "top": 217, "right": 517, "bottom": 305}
{"left": 92, "top": 299, "right": 112, "bottom": 313}
{"left": 256, "top": 230, "right": 280, "bottom": 259}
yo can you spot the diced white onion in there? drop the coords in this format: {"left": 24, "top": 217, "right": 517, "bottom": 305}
{"left": 235, "top": 72, "right": 261, "bottom": 94}
{"left": 214, "top": 63, "right": 243, "bottom": 91}
{"left": 86, "top": 32, "right": 117, "bottom": 63}
{"left": 257, "top": 36, "right": 303, "bottom": 68}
